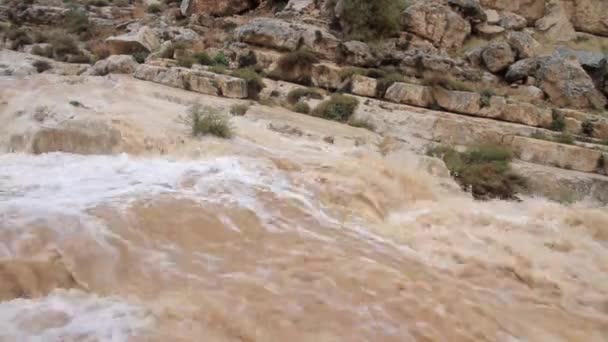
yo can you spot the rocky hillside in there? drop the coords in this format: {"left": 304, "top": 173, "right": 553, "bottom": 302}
{"left": 2, "top": 0, "right": 608, "bottom": 202}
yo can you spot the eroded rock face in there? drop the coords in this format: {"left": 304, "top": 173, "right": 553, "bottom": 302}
{"left": 180, "top": 0, "right": 258, "bottom": 16}
{"left": 433, "top": 88, "right": 481, "bottom": 115}
{"left": 506, "top": 31, "right": 540, "bottom": 59}
{"left": 106, "top": 26, "right": 161, "bottom": 55}
{"left": 384, "top": 82, "right": 433, "bottom": 108}
{"left": 535, "top": 0, "right": 576, "bottom": 42}
{"left": 401, "top": 1, "right": 471, "bottom": 50}
{"left": 480, "top": 0, "right": 545, "bottom": 22}
{"left": 338, "top": 41, "right": 376, "bottom": 67}
{"left": 311, "top": 63, "right": 342, "bottom": 90}
{"left": 235, "top": 18, "right": 339, "bottom": 59}
{"left": 350, "top": 75, "right": 377, "bottom": 98}
{"left": 537, "top": 55, "right": 607, "bottom": 110}
{"left": 571, "top": 0, "right": 608, "bottom": 37}
{"left": 482, "top": 40, "right": 515, "bottom": 73}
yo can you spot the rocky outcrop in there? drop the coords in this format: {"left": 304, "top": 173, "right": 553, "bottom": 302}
{"left": 180, "top": 0, "right": 258, "bottom": 16}
{"left": 536, "top": 54, "right": 607, "bottom": 110}
{"left": 235, "top": 18, "right": 339, "bottom": 59}
{"left": 482, "top": 40, "right": 515, "bottom": 73}
{"left": 535, "top": 0, "right": 576, "bottom": 42}
{"left": 134, "top": 64, "right": 248, "bottom": 98}
{"left": 311, "top": 63, "right": 342, "bottom": 90}
{"left": 433, "top": 88, "right": 481, "bottom": 115}
{"left": 509, "top": 136, "right": 604, "bottom": 173}
{"left": 106, "top": 26, "right": 161, "bottom": 55}
{"left": 401, "top": 1, "right": 471, "bottom": 50}
{"left": 337, "top": 41, "right": 376, "bottom": 67}
{"left": 499, "top": 12, "right": 527, "bottom": 30}
{"left": 384, "top": 82, "right": 433, "bottom": 108}
{"left": 350, "top": 75, "right": 377, "bottom": 98}
{"left": 555, "top": 47, "right": 607, "bottom": 89}
{"left": 505, "top": 58, "right": 540, "bottom": 83}
{"left": 88, "top": 55, "right": 138, "bottom": 76}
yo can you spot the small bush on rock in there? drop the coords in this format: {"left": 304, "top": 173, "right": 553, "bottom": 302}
{"left": 32, "top": 60, "right": 52, "bottom": 73}
{"left": 336, "top": 0, "right": 410, "bottom": 40}
{"left": 187, "top": 104, "right": 233, "bottom": 138}
{"left": 294, "top": 102, "right": 311, "bottom": 114}
{"left": 133, "top": 51, "right": 149, "bottom": 63}
{"left": 313, "top": 94, "right": 359, "bottom": 122}
{"left": 550, "top": 111, "right": 566, "bottom": 132}
{"left": 287, "top": 88, "right": 323, "bottom": 105}
{"left": 272, "top": 49, "right": 319, "bottom": 85}
{"left": 213, "top": 51, "right": 229, "bottom": 67}
{"left": 7, "top": 28, "right": 32, "bottom": 49}
{"left": 194, "top": 52, "right": 212, "bottom": 65}
{"left": 232, "top": 67, "right": 265, "bottom": 100}
{"left": 428, "top": 144, "right": 526, "bottom": 200}
{"left": 64, "top": 9, "right": 90, "bottom": 36}
{"left": 230, "top": 104, "right": 249, "bottom": 116}
{"left": 147, "top": 4, "right": 162, "bottom": 13}
{"left": 177, "top": 54, "right": 195, "bottom": 68}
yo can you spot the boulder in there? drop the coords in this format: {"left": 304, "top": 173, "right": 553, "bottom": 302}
{"left": 511, "top": 85, "right": 545, "bottom": 102}
{"left": 510, "top": 136, "right": 603, "bottom": 173}
{"left": 499, "top": 12, "right": 527, "bottom": 30}
{"left": 479, "top": 0, "right": 545, "bottom": 22}
{"left": 482, "top": 40, "right": 515, "bottom": 73}
{"left": 337, "top": 41, "right": 376, "bottom": 67}
{"left": 555, "top": 47, "right": 607, "bottom": 88}
{"left": 350, "top": 75, "right": 377, "bottom": 98}
{"left": 475, "top": 24, "right": 505, "bottom": 38}
{"left": 501, "top": 101, "right": 552, "bottom": 127}
{"left": 6, "top": 5, "right": 67, "bottom": 25}
{"left": 235, "top": 18, "right": 339, "bottom": 59}
{"left": 433, "top": 88, "right": 481, "bottom": 115}
{"left": 401, "top": 1, "right": 471, "bottom": 50}
{"left": 537, "top": 54, "right": 607, "bottom": 110}
{"left": 505, "top": 58, "right": 540, "bottom": 83}
{"left": 465, "top": 46, "right": 484, "bottom": 67}
{"left": 32, "top": 120, "right": 121, "bottom": 155}
{"left": 311, "top": 63, "right": 342, "bottom": 90}
{"left": 106, "top": 26, "right": 160, "bottom": 55}
{"left": 384, "top": 82, "right": 433, "bottom": 108}
{"left": 179, "top": 0, "right": 256, "bottom": 16}
{"left": 535, "top": 0, "right": 576, "bottom": 42}
{"left": 506, "top": 31, "right": 540, "bottom": 59}
{"left": 447, "top": 0, "right": 486, "bottom": 22}
{"left": 563, "top": 117, "right": 582, "bottom": 136}
{"left": 88, "top": 55, "right": 138, "bottom": 76}
{"left": 485, "top": 9, "right": 500, "bottom": 24}
{"left": 571, "top": 0, "right": 608, "bottom": 37}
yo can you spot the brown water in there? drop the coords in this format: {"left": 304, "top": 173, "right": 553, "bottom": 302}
{"left": 1, "top": 149, "right": 607, "bottom": 341}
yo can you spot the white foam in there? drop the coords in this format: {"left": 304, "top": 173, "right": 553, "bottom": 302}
{"left": 0, "top": 289, "right": 154, "bottom": 342}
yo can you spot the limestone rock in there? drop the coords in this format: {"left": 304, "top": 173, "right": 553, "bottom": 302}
{"left": 506, "top": 31, "right": 540, "bottom": 59}
{"left": 475, "top": 24, "right": 505, "bottom": 38}
{"left": 433, "top": 88, "right": 481, "bottom": 115}
{"left": 384, "top": 82, "right": 433, "bottom": 108}
{"left": 502, "top": 100, "right": 551, "bottom": 127}
{"left": 88, "top": 55, "right": 138, "bottom": 76}
{"left": 535, "top": 0, "right": 576, "bottom": 42}
{"left": 482, "top": 40, "right": 515, "bottom": 73}
{"left": 311, "top": 63, "right": 342, "bottom": 90}
{"left": 555, "top": 47, "right": 607, "bottom": 88}
{"left": 401, "top": 1, "right": 471, "bottom": 50}
{"left": 571, "top": 0, "right": 608, "bottom": 37}
{"left": 505, "top": 58, "right": 540, "bottom": 83}
{"left": 235, "top": 18, "right": 339, "bottom": 59}
{"left": 447, "top": 0, "right": 486, "bottom": 22}
{"left": 485, "top": 9, "right": 500, "bottom": 24}
{"left": 350, "top": 75, "right": 377, "bottom": 98}
{"left": 510, "top": 136, "right": 603, "bottom": 173}
{"left": 499, "top": 11, "right": 527, "bottom": 30}
{"left": 179, "top": 0, "right": 256, "bottom": 16}
{"left": 106, "top": 26, "right": 160, "bottom": 55}
{"left": 338, "top": 41, "right": 376, "bottom": 67}
{"left": 537, "top": 54, "right": 607, "bottom": 110}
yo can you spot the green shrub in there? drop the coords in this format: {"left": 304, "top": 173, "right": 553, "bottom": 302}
{"left": 194, "top": 52, "right": 212, "bottom": 65}
{"left": 7, "top": 28, "right": 32, "bottom": 49}
{"left": 581, "top": 120, "right": 595, "bottom": 136}
{"left": 49, "top": 34, "right": 81, "bottom": 60}
{"left": 423, "top": 75, "right": 475, "bottom": 92}
{"left": 313, "top": 94, "right": 359, "bottom": 122}
{"left": 272, "top": 49, "right": 319, "bottom": 85}
{"left": 550, "top": 111, "right": 565, "bottom": 132}
{"left": 230, "top": 104, "right": 249, "bottom": 116}
{"left": 287, "top": 88, "right": 323, "bottom": 105}
{"left": 133, "top": 51, "right": 149, "bottom": 64}
{"left": 213, "top": 51, "right": 229, "bottom": 66}
{"left": 480, "top": 89, "right": 495, "bottom": 107}
{"left": 209, "top": 64, "right": 227, "bottom": 74}
{"left": 31, "top": 45, "right": 53, "bottom": 58}
{"left": 32, "top": 60, "right": 52, "bottom": 73}
{"left": 69, "top": 100, "right": 83, "bottom": 107}
{"left": 89, "top": 0, "right": 109, "bottom": 6}
{"left": 337, "top": 0, "right": 410, "bottom": 40}
{"left": 64, "top": 9, "right": 89, "bottom": 35}
{"left": 232, "top": 67, "right": 265, "bottom": 99}
{"left": 187, "top": 104, "right": 233, "bottom": 138}
{"left": 147, "top": 4, "right": 162, "bottom": 13}
{"left": 238, "top": 50, "right": 257, "bottom": 68}
{"left": 294, "top": 102, "right": 311, "bottom": 114}
{"left": 375, "top": 72, "right": 404, "bottom": 97}
{"left": 427, "top": 144, "right": 525, "bottom": 200}
{"left": 177, "top": 54, "right": 195, "bottom": 68}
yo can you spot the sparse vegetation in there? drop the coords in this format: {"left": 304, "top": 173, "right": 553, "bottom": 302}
{"left": 348, "top": 117, "right": 376, "bottom": 131}
{"left": 287, "top": 88, "right": 323, "bottom": 105}
{"left": 177, "top": 54, "right": 195, "bottom": 68}
{"left": 147, "top": 3, "right": 162, "bottom": 13}
{"left": 423, "top": 75, "right": 475, "bottom": 92}
{"left": 238, "top": 50, "right": 257, "bottom": 68}
{"left": 294, "top": 102, "right": 311, "bottom": 114}
{"left": 69, "top": 100, "right": 83, "bottom": 107}
{"left": 336, "top": 0, "right": 410, "bottom": 40}
{"left": 7, "top": 28, "right": 32, "bottom": 50}
{"left": 582, "top": 120, "right": 595, "bottom": 136}
{"left": 271, "top": 49, "right": 319, "bottom": 85}
{"left": 133, "top": 51, "right": 149, "bottom": 64}
{"left": 186, "top": 104, "right": 233, "bottom": 138}
{"left": 555, "top": 133, "right": 575, "bottom": 145}
{"left": 32, "top": 60, "right": 52, "bottom": 73}
{"left": 427, "top": 144, "right": 526, "bottom": 200}
{"left": 213, "top": 51, "right": 229, "bottom": 67}
{"left": 230, "top": 104, "right": 249, "bottom": 116}
{"left": 64, "top": 9, "right": 90, "bottom": 36}
{"left": 194, "top": 52, "right": 212, "bottom": 66}
{"left": 550, "top": 111, "right": 566, "bottom": 132}
{"left": 232, "top": 67, "right": 265, "bottom": 100}
{"left": 480, "top": 89, "right": 495, "bottom": 107}
{"left": 313, "top": 94, "right": 359, "bottom": 122}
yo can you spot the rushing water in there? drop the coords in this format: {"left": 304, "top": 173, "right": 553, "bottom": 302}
{"left": 1, "top": 152, "right": 607, "bottom": 341}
